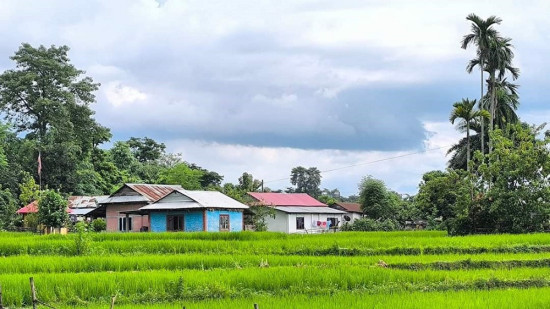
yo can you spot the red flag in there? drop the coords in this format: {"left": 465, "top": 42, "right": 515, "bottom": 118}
{"left": 37, "top": 152, "right": 42, "bottom": 176}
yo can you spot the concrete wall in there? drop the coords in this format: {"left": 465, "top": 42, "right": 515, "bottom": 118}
{"left": 206, "top": 209, "right": 243, "bottom": 232}
{"left": 266, "top": 211, "right": 345, "bottom": 234}
{"left": 105, "top": 203, "right": 148, "bottom": 232}
{"left": 150, "top": 211, "right": 204, "bottom": 232}
{"left": 265, "top": 210, "right": 289, "bottom": 233}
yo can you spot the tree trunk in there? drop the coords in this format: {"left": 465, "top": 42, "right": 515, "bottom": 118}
{"left": 480, "top": 61, "right": 485, "bottom": 155}
{"left": 489, "top": 72, "right": 496, "bottom": 154}
{"left": 466, "top": 122, "right": 471, "bottom": 172}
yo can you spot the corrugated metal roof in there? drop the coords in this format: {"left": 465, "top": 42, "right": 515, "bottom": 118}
{"left": 100, "top": 195, "right": 149, "bottom": 204}
{"left": 16, "top": 201, "right": 38, "bottom": 214}
{"left": 17, "top": 200, "right": 73, "bottom": 214}
{"left": 274, "top": 206, "right": 347, "bottom": 214}
{"left": 176, "top": 190, "right": 249, "bottom": 209}
{"left": 126, "top": 183, "right": 183, "bottom": 202}
{"left": 140, "top": 202, "right": 203, "bottom": 211}
{"left": 70, "top": 208, "right": 96, "bottom": 216}
{"left": 334, "top": 202, "right": 362, "bottom": 213}
{"left": 248, "top": 193, "right": 326, "bottom": 207}
{"left": 68, "top": 196, "right": 108, "bottom": 208}
{"left": 141, "top": 190, "right": 249, "bottom": 211}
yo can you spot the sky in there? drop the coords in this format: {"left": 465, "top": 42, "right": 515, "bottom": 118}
{"left": 0, "top": 0, "right": 549, "bottom": 196}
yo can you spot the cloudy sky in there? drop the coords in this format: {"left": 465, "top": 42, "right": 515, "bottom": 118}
{"left": 1, "top": 0, "right": 549, "bottom": 196}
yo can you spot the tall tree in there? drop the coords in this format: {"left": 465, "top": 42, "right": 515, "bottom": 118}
{"left": 289, "top": 166, "right": 322, "bottom": 197}
{"left": 462, "top": 14, "right": 502, "bottom": 155}
{"left": 0, "top": 44, "right": 101, "bottom": 142}
{"left": 485, "top": 37, "right": 519, "bottom": 152}
{"left": 449, "top": 99, "right": 490, "bottom": 171}
{"left": 358, "top": 176, "right": 397, "bottom": 220}
{"left": 0, "top": 44, "right": 109, "bottom": 192}
{"left": 127, "top": 137, "right": 166, "bottom": 163}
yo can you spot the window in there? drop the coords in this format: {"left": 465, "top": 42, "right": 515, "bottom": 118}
{"left": 118, "top": 217, "right": 133, "bottom": 232}
{"left": 220, "top": 214, "right": 230, "bottom": 231}
{"left": 327, "top": 217, "right": 337, "bottom": 228}
{"left": 167, "top": 215, "right": 184, "bottom": 231}
{"left": 296, "top": 217, "right": 305, "bottom": 230}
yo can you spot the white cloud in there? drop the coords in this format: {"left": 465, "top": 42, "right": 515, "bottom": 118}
{"left": 105, "top": 81, "right": 147, "bottom": 107}
{"left": 167, "top": 121, "right": 459, "bottom": 196}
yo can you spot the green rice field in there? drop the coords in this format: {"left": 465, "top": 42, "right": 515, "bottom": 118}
{"left": 1, "top": 231, "right": 550, "bottom": 308}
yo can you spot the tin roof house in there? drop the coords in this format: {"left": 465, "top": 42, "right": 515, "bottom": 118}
{"left": 247, "top": 192, "right": 347, "bottom": 233}
{"left": 89, "top": 183, "right": 183, "bottom": 232}
{"left": 125, "top": 189, "right": 249, "bottom": 232}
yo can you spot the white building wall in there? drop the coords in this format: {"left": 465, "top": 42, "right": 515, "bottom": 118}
{"left": 286, "top": 213, "right": 345, "bottom": 234}
{"left": 265, "top": 210, "right": 289, "bottom": 233}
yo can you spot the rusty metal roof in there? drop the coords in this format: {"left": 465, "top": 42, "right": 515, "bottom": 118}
{"left": 125, "top": 183, "right": 183, "bottom": 202}
{"left": 68, "top": 195, "right": 108, "bottom": 208}
{"left": 16, "top": 201, "right": 38, "bottom": 214}
{"left": 334, "top": 202, "right": 363, "bottom": 213}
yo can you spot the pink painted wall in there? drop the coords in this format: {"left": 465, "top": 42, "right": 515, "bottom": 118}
{"left": 106, "top": 203, "right": 149, "bottom": 232}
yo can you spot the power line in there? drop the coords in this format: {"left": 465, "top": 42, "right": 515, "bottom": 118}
{"left": 263, "top": 144, "right": 453, "bottom": 184}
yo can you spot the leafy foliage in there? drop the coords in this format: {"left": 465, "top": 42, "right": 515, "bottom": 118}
{"left": 38, "top": 190, "right": 68, "bottom": 228}
{"left": 289, "top": 166, "right": 321, "bottom": 197}
{"left": 0, "top": 187, "right": 17, "bottom": 230}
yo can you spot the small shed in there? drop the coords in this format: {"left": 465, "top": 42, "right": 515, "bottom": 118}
{"left": 128, "top": 189, "right": 249, "bottom": 232}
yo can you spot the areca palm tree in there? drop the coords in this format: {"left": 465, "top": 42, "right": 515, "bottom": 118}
{"left": 450, "top": 99, "right": 490, "bottom": 171}
{"left": 462, "top": 14, "right": 502, "bottom": 155}
{"left": 485, "top": 37, "right": 519, "bottom": 152}
{"left": 480, "top": 78, "right": 519, "bottom": 130}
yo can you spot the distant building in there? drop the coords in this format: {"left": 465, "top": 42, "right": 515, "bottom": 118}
{"left": 16, "top": 195, "right": 107, "bottom": 222}
{"left": 330, "top": 202, "right": 365, "bottom": 222}
{"left": 247, "top": 192, "right": 347, "bottom": 233}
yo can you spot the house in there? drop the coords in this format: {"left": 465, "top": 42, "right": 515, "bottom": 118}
{"left": 247, "top": 192, "right": 347, "bottom": 233}
{"left": 88, "top": 183, "right": 182, "bottom": 232}
{"left": 126, "top": 189, "right": 248, "bottom": 232}
{"left": 330, "top": 202, "right": 364, "bottom": 222}
{"left": 16, "top": 195, "right": 107, "bottom": 222}
{"left": 68, "top": 195, "right": 108, "bottom": 222}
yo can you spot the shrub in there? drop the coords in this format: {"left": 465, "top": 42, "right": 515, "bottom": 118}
{"left": 91, "top": 219, "right": 106, "bottom": 232}
{"left": 74, "top": 221, "right": 90, "bottom": 255}
{"left": 341, "top": 218, "right": 398, "bottom": 232}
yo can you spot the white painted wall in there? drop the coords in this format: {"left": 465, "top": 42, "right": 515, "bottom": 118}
{"left": 266, "top": 210, "right": 345, "bottom": 233}
{"left": 265, "top": 210, "right": 289, "bottom": 233}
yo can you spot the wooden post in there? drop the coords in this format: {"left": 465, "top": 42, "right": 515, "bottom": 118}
{"left": 0, "top": 283, "right": 4, "bottom": 309}
{"left": 30, "top": 277, "right": 37, "bottom": 309}
{"left": 110, "top": 294, "right": 117, "bottom": 309}
{"left": 254, "top": 304, "right": 259, "bottom": 309}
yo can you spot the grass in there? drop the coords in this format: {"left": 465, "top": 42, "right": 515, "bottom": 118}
{"left": 1, "top": 231, "right": 550, "bottom": 307}
{"left": 55, "top": 287, "right": 550, "bottom": 309}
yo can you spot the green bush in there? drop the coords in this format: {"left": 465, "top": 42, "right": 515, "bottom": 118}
{"left": 90, "top": 219, "right": 106, "bottom": 232}
{"left": 341, "top": 218, "right": 398, "bottom": 232}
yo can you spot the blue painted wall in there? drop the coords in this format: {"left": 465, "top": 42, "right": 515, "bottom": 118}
{"left": 206, "top": 210, "right": 243, "bottom": 232}
{"left": 149, "top": 211, "right": 204, "bottom": 232}
{"left": 185, "top": 212, "right": 204, "bottom": 232}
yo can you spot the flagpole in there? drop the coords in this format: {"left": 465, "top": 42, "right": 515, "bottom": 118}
{"left": 38, "top": 151, "right": 42, "bottom": 192}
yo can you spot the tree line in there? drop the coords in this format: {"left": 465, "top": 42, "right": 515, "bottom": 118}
{"left": 0, "top": 14, "right": 547, "bottom": 235}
